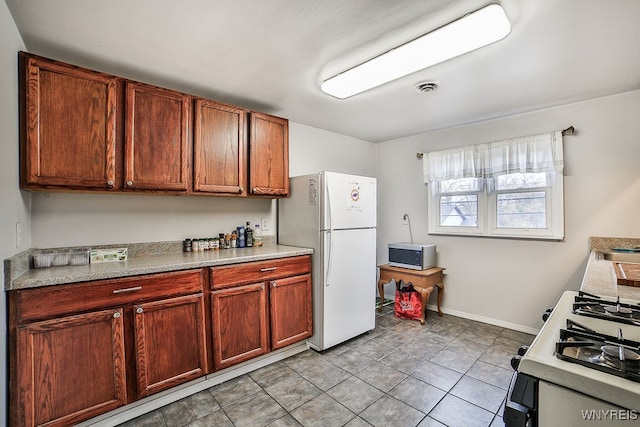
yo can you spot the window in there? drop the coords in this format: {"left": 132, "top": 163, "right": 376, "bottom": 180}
{"left": 424, "top": 132, "right": 564, "bottom": 240}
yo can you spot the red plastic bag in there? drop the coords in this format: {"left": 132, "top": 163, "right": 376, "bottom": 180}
{"left": 394, "top": 288, "right": 422, "bottom": 321}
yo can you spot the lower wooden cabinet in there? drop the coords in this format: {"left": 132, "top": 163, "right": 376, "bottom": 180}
{"left": 269, "top": 274, "right": 312, "bottom": 350}
{"left": 9, "top": 269, "right": 208, "bottom": 427}
{"left": 210, "top": 255, "right": 312, "bottom": 370}
{"left": 9, "top": 256, "right": 311, "bottom": 426}
{"left": 15, "top": 309, "right": 127, "bottom": 427}
{"left": 211, "top": 283, "right": 269, "bottom": 370}
{"left": 133, "top": 293, "right": 208, "bottom": 397}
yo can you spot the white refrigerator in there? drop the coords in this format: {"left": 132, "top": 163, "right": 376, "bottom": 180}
{"left": 278, "top": 171, "right": 377, "bottom": 351}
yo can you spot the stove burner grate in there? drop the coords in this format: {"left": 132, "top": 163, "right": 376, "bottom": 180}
{"left": 599, "top": 345, "right": 640, "bottom": 373}
{"left": 555, "top": 320, "right": 640, "bottom": 382}
{"left": 573, "top": 292, "right": 640, "bottom": 326}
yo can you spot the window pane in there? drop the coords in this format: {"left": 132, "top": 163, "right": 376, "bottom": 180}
{"left": 440, "top": 194, "right": 478, "bottom": 227}
{"left": 497, "top": 192, "right": 546, "bottom": 228}
{"left": 496, "top": 173, "right": 547, "bottom": 190}
{"left": 439, "top": 178, "right": 481, "bottom": 193}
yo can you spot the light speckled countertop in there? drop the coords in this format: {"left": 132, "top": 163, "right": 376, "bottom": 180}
{"left": 581, "top": 236, "right": 640, "bottom": 300}
{"left": 5, "top": 244, "right": 313, "bottom": 291}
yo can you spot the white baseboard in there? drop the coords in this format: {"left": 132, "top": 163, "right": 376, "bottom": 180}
{"left": 425, "top": 303, "right": 540, "bottom": 336}
{"left": 383, "top": 291, "right": 540, "bottom": 336}
{"left": 77, "top": 342, "right": 309, "bottom": 427}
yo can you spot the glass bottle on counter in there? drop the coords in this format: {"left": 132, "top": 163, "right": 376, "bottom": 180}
{"left": 230, "top": 232, "right": 237, "bottom": 248}
{"left": 245, "top": 222, "right": 253, "bottom": 247}
{"left": 253, "top": 224, "right": 263, "bottom": 247}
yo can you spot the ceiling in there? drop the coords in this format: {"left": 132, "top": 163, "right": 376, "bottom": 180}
{"left": 6, "top": 0, "right": 640, "bottom": 143}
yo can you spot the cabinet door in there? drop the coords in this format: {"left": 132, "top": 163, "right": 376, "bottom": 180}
{"left": 15, "top": 309, "right": 126, "bottom": 427}
{"left": 21, "top": 53, "right": 118, "bottom": 190}
{"left": 269, "top": 274, "right": 312, "bottom": 350}
{"left": 211, "top": 283, "right": 268, "bottom": 370}
{"left": 249, "top": 112, "right": 289, "bottom": 197}
{"left": 193, "top": 99, "right": 247, "bottom": 195}
{"left": 133, "top": 294, "right": 208, "bottom": 398}
{"left": 124, "top": 81, "right": 191, "bottom": 191}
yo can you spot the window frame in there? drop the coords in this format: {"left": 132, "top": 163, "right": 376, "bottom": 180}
{"left": 428, "top": 172, "right": 564, "bottom": 240}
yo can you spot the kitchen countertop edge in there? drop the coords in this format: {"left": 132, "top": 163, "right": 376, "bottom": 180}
{"left": 581, "top": 236, "right": 640, "bottom": 300}
{"left": 6, "top": 245, "right": 313, "bottom": 291}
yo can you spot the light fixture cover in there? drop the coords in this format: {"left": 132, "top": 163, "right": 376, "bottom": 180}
{"left": 321, "top": 4, "right": 511, "bottom": 99}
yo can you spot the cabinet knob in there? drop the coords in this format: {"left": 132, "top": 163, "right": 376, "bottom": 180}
{"left": 238, "top": 187, "right": 244, "bottom": 193}
{"left": 136, "top": 307, "right": 143, "bottom": 314}
{"left": 126, "top": 180, "right": 133, "bottom": 187}
{"left": 271, "top": 281, "right": 277, "bottom": 288}
{"left": 251, "top": 188, "right": 257, "bottom": 193}
{"left": 107, "top": 180, "right": 114, "bottom": 187}
{"left": 113, "top": 312, "right": 121, "bottom": 319}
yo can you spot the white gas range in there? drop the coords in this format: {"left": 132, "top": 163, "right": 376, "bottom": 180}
{"left": 505, "top": 291, "right": 640, "bottom": 426}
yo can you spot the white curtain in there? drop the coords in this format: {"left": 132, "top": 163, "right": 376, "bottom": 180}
{"left": 422, "top": 131, "right": 563, "bottom": 183}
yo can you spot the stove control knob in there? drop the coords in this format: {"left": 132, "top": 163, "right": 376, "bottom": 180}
{"left": 510, "top": 355, "right": 522, "bottom": 371}
{"left": 517, "top": 345, "right": 529, "bottom": 356}
{"left": 542, "top": 307, "right": 553, "bottom": 322}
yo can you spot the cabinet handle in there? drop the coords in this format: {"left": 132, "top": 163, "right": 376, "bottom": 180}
{"left": 126, "top": 180, "right": 133, "bottom": 187}
{"left": 251, "top": 188, "right": 257, "bottom": 193}
{"left": 238, "top": 187, "right": 244, "bottom": 193}
{"left": 271, "top": 281, "right": 277, "bottom": 288}
{"left": 107, "top": 180, "right": 114, "bottom": 188}
{"left": 113, "top": 286, "right": 142, "bottom": 294}
{"left": 260, "top": 267, "right": 277, "bottom": 272}
{"left": 113, "top": 312, "right": 121, "bottom": 319}
{"left": 136, "top": 307, "right": 143, "bottom": 314}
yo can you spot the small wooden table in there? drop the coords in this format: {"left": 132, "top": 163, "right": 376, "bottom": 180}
{"left": 377, "top": 264, "right": 445, "bottom": 324}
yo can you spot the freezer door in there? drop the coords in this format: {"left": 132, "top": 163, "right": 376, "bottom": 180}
{"left": 320, "top": 228, "right": 376, "bottom": 349}
{"left": 323, "top": 172, "right": 376, "bottom": 230}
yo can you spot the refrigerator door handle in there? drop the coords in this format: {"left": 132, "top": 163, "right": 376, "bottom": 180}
{"left": 326, "top": 175, "right": 333, "bottom": 231}
{"left": 325, "top": 174, "right": 333, "bottom": 287}
{"left": 326, "top": 230, "right": 333, "bottom": 286}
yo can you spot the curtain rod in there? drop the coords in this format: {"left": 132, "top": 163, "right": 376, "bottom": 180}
{"left": 415, "top": 126, "right": 576, "bottom": 159}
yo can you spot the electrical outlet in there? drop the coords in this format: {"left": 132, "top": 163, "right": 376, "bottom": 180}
{"left": 261, "top": 217, "right": 269, "bottom": 232}
{"left": 402, "top": 214, "right": 409, "bottom": 225}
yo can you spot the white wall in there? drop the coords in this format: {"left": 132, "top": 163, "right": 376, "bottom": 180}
{"left": 288, "top": 122, "right": 377, "bottom": 177}
{"left": 0, "top": 1, "right": 28, "bottom": 422}
{"left": 30, "top": 122, "right": 377, "bottom": 248}
{"left": 377, "top": 90, "right": 640, "bottom": 332}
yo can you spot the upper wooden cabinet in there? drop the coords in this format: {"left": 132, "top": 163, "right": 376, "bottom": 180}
{"left": 124, "top": 81, "right": 191, "bottom": 192}
{"left": 18, "top": 52, "right": 289, "bottom": 197}
{"left": 249, "top": 112, "right": 289, "bottom": 197}
{"left": 19, "top": 52, "right": 119, "bottom": 190}
{"left": 193, "top": 99, "right": 246, "bottom": 195}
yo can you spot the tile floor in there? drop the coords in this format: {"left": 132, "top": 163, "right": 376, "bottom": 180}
{"left": 120, "top": 305, "right": 534, "bottom": 427}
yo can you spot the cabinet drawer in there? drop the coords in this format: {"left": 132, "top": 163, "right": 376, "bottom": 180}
{"left": 211, "top": 255, "right": 310, "bottom": 289}
{"left": 13, "top": 269, "right": 205, "bottom": 323}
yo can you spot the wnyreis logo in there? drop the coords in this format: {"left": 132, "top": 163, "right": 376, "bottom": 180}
{"left": 581, "top": 409, "right": 638, "bottom": 421}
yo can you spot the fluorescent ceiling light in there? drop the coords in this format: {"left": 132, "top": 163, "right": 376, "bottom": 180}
{"left": 321, "top": 4, "right": 511, "bottom": 99}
